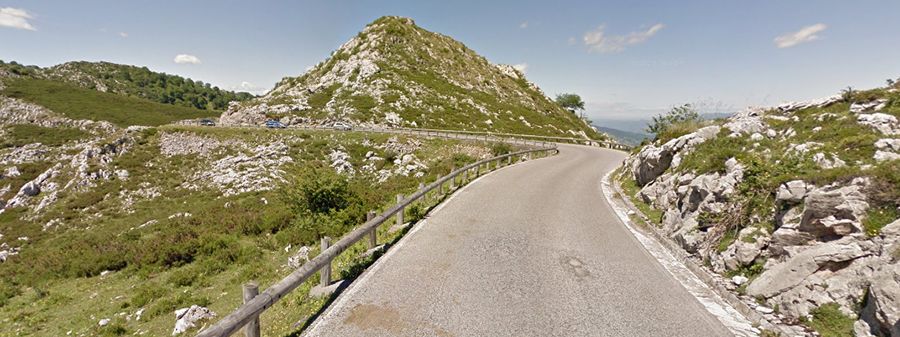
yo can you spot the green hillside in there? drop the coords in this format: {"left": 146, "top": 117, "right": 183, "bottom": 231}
{"left": 2, "top": 77, "right": 218, "bottom": 127}
{"left": 0, "top": 60, "right": 254, "bottom": 111}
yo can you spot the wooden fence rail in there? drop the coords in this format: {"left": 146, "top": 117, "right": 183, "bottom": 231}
{"left": 195, "top": 145, "right": 559, "bottom": 337}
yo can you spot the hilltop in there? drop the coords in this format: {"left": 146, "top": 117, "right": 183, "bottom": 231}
{"left": 618, "top": 81, "right": 899, "bottom": 336}
{"left": 222, "top": 16, "right": 602, "bottom": 140}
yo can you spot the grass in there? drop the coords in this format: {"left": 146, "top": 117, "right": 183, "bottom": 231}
{"left": 803, "top": 303, "right": 855, "bottom": 337}
{"left": 1, "top": 124, "right": 90, "bottom": 148}
{"left": 0, "top": 127, "right": 502, "bottom": 336}
{"left": 617, "top": 171, "right": 663, "bottom": 225}
{"left": 864, "top": 206, "right": 899, "bottom": 236}
{"left": 2, "top": 77, "right": 218, "bottom": 127}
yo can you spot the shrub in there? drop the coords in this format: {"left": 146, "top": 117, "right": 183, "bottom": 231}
{"left": 490, "top": 142, "right": 513, "bottom": 156}
{"left": 805, "top": 303, "right": 854, "bottom": 337}
{"left": 647, "top": 104, "right": 703, "bottom": 142}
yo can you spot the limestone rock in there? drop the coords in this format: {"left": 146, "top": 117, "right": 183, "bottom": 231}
{"left": 799, "top": 183, "right": 869, "bottom": 238}
{"left": 172, "top": 305, "right": 216, "bottom": 335}
{"left": 746, "top": 238, "right": 869, "bottom": 298}
{"left": 776, "top": 180, "right": 810, "bottom": 203}
{"left": 629, "top": 125, "right": 720, "bottom": 186}
{"left": 858, "top": 113, "right": 900, "bottom": 135}
{"left": 850, "top": 99, "right": 889, "bottom": 114}
{"left": 859, "top": 263, "right": 900, "bottom": 337}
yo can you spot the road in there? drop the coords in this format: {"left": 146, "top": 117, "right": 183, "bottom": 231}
{"left": 303, "top": 144, "right": 733, "bottom": 337}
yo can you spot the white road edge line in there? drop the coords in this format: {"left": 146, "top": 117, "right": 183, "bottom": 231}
{"left": 302, "top": 160, "right": 520, "bottom": 336}
{"left": 599, "top": 170, "right": 759, "bottom": 337}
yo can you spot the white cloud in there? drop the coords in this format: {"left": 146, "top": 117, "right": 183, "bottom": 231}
{"left": 512, "top": 63, "right": 528, "bottom": 73}
{"left": 0, "top": 7, "right": 36, "bottom": 31}
{"left": 173, "top": 54, "right": 201, "bottom": 64}
{"left": 774, "top": 23, "right": 827, "bottom": 48}
{"left": 583, "top": 23, "right": 665, "bottom": 53}
{"left": 519, "top": 21, "right": 528, "bottom": 29}
{"left": 119, "top": 32, "right": 128, "bottom": 38}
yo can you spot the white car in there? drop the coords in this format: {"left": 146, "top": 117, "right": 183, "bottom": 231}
{"left": 332, "top": 122, "right": 352, "bottom": 131}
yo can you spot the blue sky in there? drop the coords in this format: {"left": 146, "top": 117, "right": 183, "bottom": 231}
{"left": 2, "top": 1, "right": 899, "bottom": 131}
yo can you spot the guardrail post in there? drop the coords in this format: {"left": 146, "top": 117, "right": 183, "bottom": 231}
{"left": 242, "top": 282, "right": 260, "bottom": 337}
{"left": 464, "top": 168, "right": 469, "bottom": 182}
{"left": 450, "top": 166, "right": 457, "bottom": 189}
{"left": 366, "top": 211, "right": 376, "bottom": 249}
{"left": 396, "top": 194, "right": 405, "bottom": 227}
{"left": 319, "top": 237, "right": 331, "bottom": 287}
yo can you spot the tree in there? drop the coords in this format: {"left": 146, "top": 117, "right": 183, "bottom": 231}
{"left": 888, "top": 79, "right": 896, "bottom": 87}
{"left": 646, "top": 104, "right": 701, "bottom": 136}
{"left": 555, "top": 93, "right": 585, "bottom": 113}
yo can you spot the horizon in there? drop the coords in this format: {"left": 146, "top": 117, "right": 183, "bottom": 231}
{"left": 3, "top": 1, "right": 899, "bottom": 130}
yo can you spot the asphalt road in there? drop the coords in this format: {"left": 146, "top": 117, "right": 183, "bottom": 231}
{"left": 304, "top": 144, "right": 733, "bottom": 337}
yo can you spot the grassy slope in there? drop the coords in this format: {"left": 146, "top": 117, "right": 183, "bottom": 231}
{"left": 2, "top": 78, "right": 218, "bottom": 127}
{"left": 0, "top": 127, "right": 507, "bottom": 336}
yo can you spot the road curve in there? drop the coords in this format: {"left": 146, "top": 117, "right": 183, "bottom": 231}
{"left": 304, "top": 145, "right": 732, "bottom": 337}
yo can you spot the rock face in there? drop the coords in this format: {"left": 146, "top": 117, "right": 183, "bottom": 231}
{"left": 629, "top": 125, "right": 720, "bottom": 185}
{"left": 622, "top": 91, "right": 900, "bottom": 335}
{"left": 219, "top": 16, "right": 601, "bottom": 139}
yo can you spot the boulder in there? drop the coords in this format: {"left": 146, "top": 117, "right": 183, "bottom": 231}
{"left": 630, "top": 126, "right": 720, "bottom": 186}
{"left": 746, "top": 238, "right": 869, "bottom": 298}
{"left": 722, "top": 227, "right": 770, "bottom": 270}
{"left": 724, "top": 108, "right": 767, "bottom": 135}
{"left": 776, "top": 180, "right": 810, "bottom": 203}
{"left": 875, "top": 139, "right": 900, "bottom": 152}
{"left": 172, "top": 305, "right": 216, "bottom": 335}
{"left": 799, "top": 183, "right": 869, "bottom": 238}
{"left": 850, "top": 99, "right": 889, "bottom": 114}
{"left": 858, "top": 113, "right": 900, "bottom": 136}
{"left": 21, "top": 181, "right": 40, "bottom": 196}
{"left": 875, "top": 151, "right": 900, "bottom": 162}
{"left": 859, "top": 264, "right": 900, "bottom": 337}
{"left": 812, "top": 152, "right": 846, "bottom": 169}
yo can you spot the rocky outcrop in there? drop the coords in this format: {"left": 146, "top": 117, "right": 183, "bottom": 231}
{"left": 628, "top": 125, "right": 720, "bottom": 186}
{"left": 172, "top": 305, "right": 216, "bottom": 335}
{"left": 858, "top": 113, "right": 900, "bottom": 136}
{"left": 621, "top": 91, "right": 900, "bottom": 335}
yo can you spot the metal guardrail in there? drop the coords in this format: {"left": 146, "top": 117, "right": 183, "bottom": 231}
{"left": 172, "top": 120, "right": 630, "bottom": 150}
{"left": 195, "top": 144, "right": 558, "bottom": 337}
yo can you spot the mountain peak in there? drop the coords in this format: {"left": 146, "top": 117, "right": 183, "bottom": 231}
{"left": 221, "top": 17, "right": 601, "bottom": 139}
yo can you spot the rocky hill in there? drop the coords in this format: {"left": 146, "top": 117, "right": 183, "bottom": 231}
{"left": 0, "top": 86, "right": 510, "bottom": 335}
{"left": 221, "top": 16, "right": 602, "bottom": 139}
{"left": 0, "top": 60, "right": 254, "bottom": 110}
{"left": 618, "top": 82, "right": 899, "bottom": 336}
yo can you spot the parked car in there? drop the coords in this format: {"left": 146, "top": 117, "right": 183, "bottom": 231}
{"left": 199, "top": 119, "right": 215, "bottom": 126}
{"left": 265, "top": 120, "right": 286, "bottom": 129}
{"left": 332, "top": 122, "right": 352, "bottom": 131}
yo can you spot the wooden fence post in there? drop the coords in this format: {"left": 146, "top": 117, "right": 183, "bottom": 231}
{"left": 242, "top": 282, "right": 260, "bottom": 337}
{"left": 396, "top": 194, "right": 405, "bottom": 227}
{"left": 319, "top": 237, "right": 331, "bottom": 287}
{"left": 366, "top": 211, "right": 376, "bottom": 249}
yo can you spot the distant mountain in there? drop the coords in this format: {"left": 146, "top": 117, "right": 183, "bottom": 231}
{"left": 0, "top": 60, "right": 254, "bottom": 111}
{"left": 221, "top": 16, "right": 603, "bottom": 140}
{"left": 595, "top": 126, "right": 649, "bottom": 146}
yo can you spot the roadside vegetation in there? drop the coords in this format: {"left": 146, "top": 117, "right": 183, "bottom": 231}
{"left": 0, "top": 126, "right": 511, "bottom": 336}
